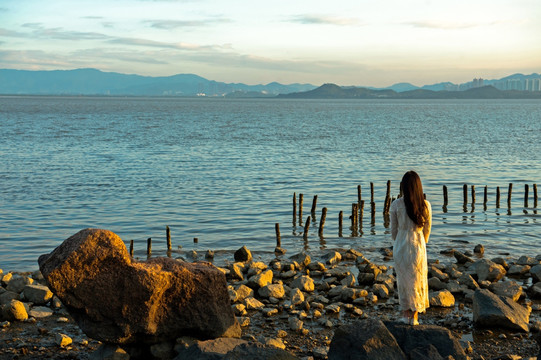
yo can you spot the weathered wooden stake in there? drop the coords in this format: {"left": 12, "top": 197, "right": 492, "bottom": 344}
{"left": 311, "top": 195, "right": 318, "bottom": 216}
{"left": 147, "top": 238, "right": 152, "bottom": 256}
{"left": 338, "top": 211, "right": 343, "bottom": 237}
{"left": 351, "top": 203, "right": 358, "bottom": 228}
{"left": 359, "top": 200, "right": 365, "bottom": 230}
{"left": 507, "top": 183, "right": 513, "bottom": 208}
{"left": 370, "top": 201, "right": 376, "bottom": 225}
{"left": 357, "top": 185, "right": 362, "bottom": 208}
{"left": 483, "top": 186, "right": 488, "bottom": 206}
{"left": 534, "top": 184, "right": 538, "bottom": 207}
{"left": 275, "top": 223, "right": 281, "bottom": 247}
{"left": 299, "top": 193, "right": 304, "bottom": 224}
{"left": 386, "top": 180, "right": 391, "bottom": 202}
{"left": 463, "top": 184, "right": 468, "bottom": 205}
{"left": 166, "top": 226, "right": 171, "bottom": 251}
{"left": 303, "top": 216, "right": 311, "bottom": 240}
{"left": 443, "top": 185, "right": 448, "bottom": 205}
{"left": 471, "top": 185, "right": 476, "bottom": 206}
{"left": 194, "top": 237, "right": 198, "bottom": 243}
{"left": 129, "top": 240, "right": 134, "bottom": 257}
{"left": 370, "top": 182, "right": 375, "bottom": 206}
{"left": 524, "top": 184, "right": 529, "bottom": 208}
{"left": 293, "top": 192, "right": 297, "bottom": 224}
{"left": 496, "top": 186, "right": 501, "bottom": 208}
{"left": 318, "top": 207, "right": 327, "bottom": 237}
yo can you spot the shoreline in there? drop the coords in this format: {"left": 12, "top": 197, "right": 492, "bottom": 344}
{"left": 1, "top": 245, "right": 541, "bottom": 359}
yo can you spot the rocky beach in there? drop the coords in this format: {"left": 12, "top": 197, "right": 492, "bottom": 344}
{"left": 1, "top": 229, "right": 541, "bottom": 359}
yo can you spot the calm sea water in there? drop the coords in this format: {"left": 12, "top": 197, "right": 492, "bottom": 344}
{"left": 1, "top": 96, "right": 540, "bottom": 271}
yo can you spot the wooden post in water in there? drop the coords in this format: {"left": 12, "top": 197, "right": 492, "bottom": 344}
{"left": 311, "top": 195, "right": 318, "bottom": 217}
{"left": 443, "top": 185, "right": 448, "bottom": 206}
{"left": 496, "top": 186, "right": 501, "bottom": 208}
{"left": 385, "top": 180, "right": 391, "bottom": 211}
{"left": 370, "top": 182, "right": 375, "bottom": 208}
{"left": 463, "top": 184, "right": 468, "bottom": 205}
{"left": 524, "top": 184, "right": 529, "bottom": 208}
{"left": 129, "top": 240, "right": 134, "bottom": 257}
{"left": 147, "top": 238, "right": 152, "bottom": 256}
{"left": 351, "top": 203, "right": 358, "bottom": 234}
{"left": 166, "top": 226, "right": 171, "bottom": 252}
{"left": 357, "top": 185, "right": 362, "bottom": 209}
{"left": 318, "top": 207, "right": 327, "bottom": 237}
{"left": 359, "top": 200, "right": 365, "bottom": 231}
{"left": 483, "top": 186, "right": 488, "bottom": 206}
{"left": 471, "top": 185, "right": 476, "bottom": 206}
{"left": 299, "top": 193, "right": 304, "bottom": 224}
{"left": 275, "top": 223, "right": 281, "bottom": 247}
{"left": 292, "top": 192, "right": 297, "bottom": 224}
{"left": 370, "top": 201, "right": 376, "bottom": 225}
{"left": 507, "top": 183, "right": 513, "bottom": 208}
{"left": 338, "top": 211, "right": 343, "bottom": 237}
{"left": 534, "top": 184, "right": 538, "bottom": 208}
{"left": 303, "top": 216, "right": 311, "bottom": 240}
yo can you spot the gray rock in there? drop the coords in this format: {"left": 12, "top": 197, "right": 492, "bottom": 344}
{"left": 529, "top": 282, "right": 541, "bottom": 298}
{"left": 430, "top": 290, "right": 455, "bottom": 307}
{"left": 89, "top": 344, "right": 130, "bottom": 360}
{"left": 322, "top": 251, "right": 342, "bottom": 266}
{"left": 258, "top": 283, "right": 285, "bottom": 299}
{"left": 150, "top": 341, "right": 175, "bottom": 360}
{"left": 489, "top": 280, "right": 523, "bottom": 301}
{"left": 6, "top": 274, "right": 34, "bottom": 294}
{"left": 234, "top": 285, "right": 254, "bottom": 303}
{"left": 290, "top": 252, "right": 311, "bottom": 268}
{"left": 174, "top": 338, "right": 248, "bottom": 360}
{"left": 0, "top": 291, "right": 19, "bottom": 305}
{"left": 290, "top": 275, "right": 314, "bottom": 292}
{"left": 453, "top": 251, "right": 473, "bottom": 264}
{"left": 23, "top": 284, "right": 53, "bottom": 305}
{"left": 1, "top": 299, "right": 28, "bottom": 321}
{"left": 473, "top": 288, "right": 530, "bottom": 332}
{"left": 470, "top": 258, "right": 506, "bottom": 282}
{"left": 530, "top": 265, "right": 541, "bottom": 282}
{"left": 229, "top": 263, "right": 244, "bottom": 281}
{"left": 384, "top": 321, "right": 467, "bottom": 360}
{"left": 429, "top": 266, "right": 449, "bottom": 282}
{"left": 457, "top": 273, "right": 479, "bottom": 290}
{"left": 357, "top": 273, "right": 375, "bottom": 285}
{"left": 328, "top": 318, "right": 406, "bottom": 360}
{"left": 247, "top": 269, "right": 273, "bottom": 289}
{"left": 428, "top": 277, "right": 447, "bottom": 290}
{"left": 507, "top": 264, "right": 531, "bottom": 276}
{"left": 409, "top": 344, "right": 444, "bottom": 360}
{"left": 517, "top": 255, "right": 539, "bottom": 266}
{"left": 474, "top": 244, "right": 484, "bottom": 255}
{"left": 223, "top": 342, "right": 299, "bottom": 360}
{"left": 29, "top": 306, "right": 54, "bottom": 318}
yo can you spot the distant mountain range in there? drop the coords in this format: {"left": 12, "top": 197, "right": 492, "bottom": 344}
{"left": 0, "top": 68, "right": 540, "bottom": 98}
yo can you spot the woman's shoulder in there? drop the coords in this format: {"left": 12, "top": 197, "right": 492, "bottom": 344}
{"left": 391, "top": 197, "right": 404, "bottom": 209}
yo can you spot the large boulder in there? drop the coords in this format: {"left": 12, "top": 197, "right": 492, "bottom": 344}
{"left": 470, "top": 259, "right": 506, "bottom": 282}
{"left": 38, "top": 228, "right": 240, "bottom": 344}
{"left": 473, "top": 288, "right": 530, "bottom": 332}
{"left": 328, "top": 318, "right": 406, "bottom": 360}
{"left": 384, "top": 322, "right": 467, "bottom": 360}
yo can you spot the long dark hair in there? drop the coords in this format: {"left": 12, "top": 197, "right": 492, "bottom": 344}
{"left": 401, "top": 171, "right": 427, "bottom": 227}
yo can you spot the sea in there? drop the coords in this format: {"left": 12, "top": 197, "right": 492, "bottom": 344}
{"left": 1, "top": 96, "right": 540, "bottom": 272}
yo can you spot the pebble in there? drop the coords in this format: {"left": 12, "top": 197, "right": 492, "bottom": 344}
{"left": 55, "top": 333, "right": 73, "bottom": 347}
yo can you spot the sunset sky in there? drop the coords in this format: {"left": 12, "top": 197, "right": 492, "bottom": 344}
{"left": 1, "top": 0, "right": 540, "bottom": 87}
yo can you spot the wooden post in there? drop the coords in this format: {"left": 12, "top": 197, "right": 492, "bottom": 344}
{"left": 357, "top": 185, "right": 362, "bottom": 209}
{"left": 299, "top": 193, "right": 304, "bottom": 224}
{"left": 338, "top": 211, "right": 343, "bottom": 237}
{"left": 275, "top": 223, "right": 281, "bottom": 247}
{"left": 303, "top": 216, "right": 311, "bottom": 240}
{"left": 351, "top": 203, "right": 358, "bottom": 228}
{"left": 166, "top": 226, "right": 171, "bottom": 252}
{"left": 534, "top": 184, "right": 538, "bottom": 208}
{"left": 496, "top": 186, "right": 501, "bottom": 208}
{"left": 471, "top": 185, "right": 476, "bottom": 206}
{"left": 359, "top": 200, "right": 364, "bottom": 231}
{"left": 292, "top": 192, "right": 297, "bottom": 224}
{"left": 311, "top": 195, "right": 318, "bottom": 217}
{"left": 318, "top": 207, "right": 327, "bottom": 237}
{"left": 370, "top": 201, "right": 376, "bottom": 225}
{"left": 194, "top": 237, "right": 198, "bottom": 243}
{"left": 443, "top": 185, "right": 448, "bottom": 206}
{"left": 385, "top": 180, "right": 391, "bottom": 208}
{"left": 507, "top": 183, "right": 513, "bottom": 208}
{"left": 147, "top": 238, "right": 152, "bottom": 256}
{"left": 129, "top": 240, "right": 134, "bottom": 257}
{"left": 370, "top": 182, "right": 375, "bottom": 206}
{"left": 524, "top": 184, "right": 529, "bottom": 208}
{"left": 483, "top": 186, "right": 488, "bottom": 206}
{"left": 463, "top": 184, "right": 468, "bottom": 205}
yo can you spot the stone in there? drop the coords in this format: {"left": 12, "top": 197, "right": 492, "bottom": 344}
{"left": 507, "top": 264, "right": 531, "bottom": 276}
{"left": 174, "top": 337, "right": 248, "bottom": 359}
{"left": 234, "top": 246, "right": 252, "bottom": 262}
{"left": 328, "top": 318, "right": 406, "bottom": 360}
{"left": 428, "top": 277, "right": 447, "bottom": 290}
{"left": 530, "top": 265, "right": 541, "bottom": 282}
{"left": 322, "top": 251, "right": 342, "bottom": 266}
{"left": 340, "top": 274, "right": 356, "bottom": 287}
{"left": 29, "top": 306, "right": 54, "bottom": 318}
{"left": 529, "top": 282, "right": 541, "bottom": 298}
{"left": 264, "top": 337, "right": 286, "bottom": 350}
{"left": 248, "top": 269, "right": 273, "bottom": 289}
{"left": 429, "top": 266, "right": 449, "bottom": 282}
{"left": 517, "top": 255, "right": 538, "bottom": 266}
{"left": 0, "top": 291, "right": 19, "bottom": 305}
{"left": 38, "top": 228, "right": 240, "bottom": 344}
{"left": 258, "top": 283, "right": 285, "bottom": 299}
{"left": 489, "top": 280, "right": 523, "bottom": 302}
{"left": 235, "top": 285, "right": 254, "bottom": 303}
{"left": 453, "top": 251, "right": 473, "bottom": 264}
{"left": 229, "top": 263, "right": 244, "bottom": 281}
{"left": 150, "top": 341, "right": 175, "bottom": 359}
{"left": 457, "top": 273, "right": 479, "bottom": 289}
{"left": 89, "top": 344, "right": 130, "bottom": 360}
{"left": 474, "top": 244, "right": 484, "bottom": 255}
{"left": 55, "top": 333, "right": 73, "bottom": 347}
{"left": 290, "top": 252, "right": 311, "bottom": 268}
{"left": 247, "top": 261, "right": 268, "bottom": 277}
{"left": 409, "top": 344, "right": 444, "bottom": 360}
{"left": 244, "top": 297, "right": 265, "bottom": 310}
{"left": 357, "top": 273, "right": 375, "bottom": 285}
{"left": 1, "top": 299, "right": 28, "bottom": 321}
{"left": 290, "top": 288, "right": 304, "bottom": 305}
{"left": 222, "top": 342, "right": 298, "bottom": 360}
{"left": 288, "top": 317, "right": 303, "bottom": 331}
{"left": 373, "top": 283, "right": 389, "bottom": 299}
{"left": 384, "top": 322, "right": 467, "bottom": 360}
{"left": 23, "top": 284, "right": 53, "bottom": 305}
{"left": 471, "top": 259, "right": 506, "bottom": 282}
{"left": 6, "top": 274, "right": 34, "bottom": 294}
{"left": 473, "top": 288, "right": 530, "bottom": 332}
{"left": 291, "top": 275, "right": 315, "bottom": 292}
{"left": 430, "top": 290, "right": 455, "bottom": 307}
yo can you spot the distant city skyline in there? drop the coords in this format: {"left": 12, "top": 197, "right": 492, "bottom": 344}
{"left": 1, "top": 0, "right": 540, "bottom": 87}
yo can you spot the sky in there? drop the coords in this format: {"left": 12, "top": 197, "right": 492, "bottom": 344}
{"left": 0, "top": 0, "right": 540, "bottom": 87}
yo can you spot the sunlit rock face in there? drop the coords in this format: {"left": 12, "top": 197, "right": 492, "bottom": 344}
{"left": 38, "top": 228, "right": 240, "bottom": 344}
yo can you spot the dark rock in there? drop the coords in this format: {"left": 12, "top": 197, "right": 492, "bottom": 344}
{"left": 289, "top": 252, "right": 311, "bottom": 268}
{"left": 530, "top": 264, "right": 541, "bottom": 282}
{"left": 385, "top": 321, "right": 467, "bottom": 360}
{"left": 223, "top": 342, "right": 299, "bottom": 360}
{"left": 173, "top": 338, "right": 248, "bottom": 360}
{"left": 328, "top": 318, "right": 406, "bottom": 360}
{"left": 409, "top": 344, "right": 444, "bottom": 360}
{"left": 453, "top": 251, "right": 473, "bottom": 264}
{"left": 474, "top": 244, "right": 484, "bottom": 255}
{"left": 470, "top": 258, "right": 506, "bottom": 282}
{"left": 38, "top": 228, "right": 240, "bottom": 344}
{"left": 234, "top": 246, "right": 252, "bottom": 263}
{"left": 488, "top": 280, "right": 522, "bottom": 301}
{"left": 472, "top": 288, "right": 530, "bottom": 332}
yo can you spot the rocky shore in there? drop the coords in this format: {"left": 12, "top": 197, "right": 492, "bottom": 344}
{"left": 1, "top": 239, "right": 541, "bottom": 359}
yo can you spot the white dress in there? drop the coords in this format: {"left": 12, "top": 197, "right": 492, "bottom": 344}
{"left": 390, "top": 197, "right": 432, "bottom": 313}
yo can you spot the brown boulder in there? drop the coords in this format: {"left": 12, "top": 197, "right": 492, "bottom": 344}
{"left": 38, "top": 228, "right": 240, "bottom": 344}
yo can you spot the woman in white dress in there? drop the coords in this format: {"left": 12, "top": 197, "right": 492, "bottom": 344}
{"left": 390, "top": 170, "right": 432, "bottom": 325}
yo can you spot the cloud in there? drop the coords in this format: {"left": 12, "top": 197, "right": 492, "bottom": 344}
{"left": 291, "top": 15, "right": 363, "bottom": 26}
{"left": 405, "top": 20, "right": 506, "bottom": 30}
{"left": 0, "top": 28, "right": 28, "bottom": 38}
{"left": 108, "top": 36, "right": 228, "bottom": 52}
{"left": 147, "top": 18, "right": 232, "bottom": 30}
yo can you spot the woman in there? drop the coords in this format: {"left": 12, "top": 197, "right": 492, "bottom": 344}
{"left": 390, "top": 170, "right": 432, "bottom": 325}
